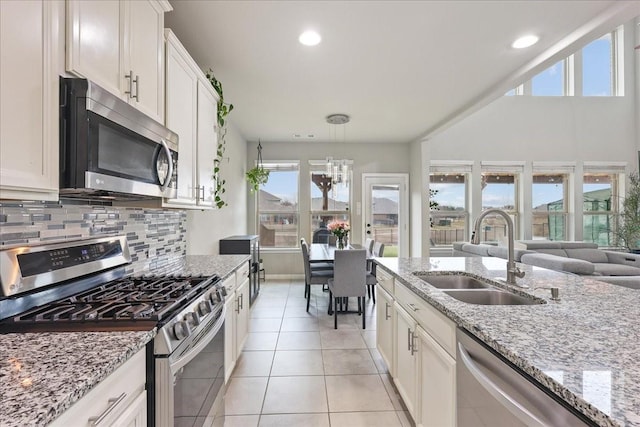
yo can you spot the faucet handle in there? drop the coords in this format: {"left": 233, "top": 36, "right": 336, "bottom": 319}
{"left": 513, "top": 267, "right": 525, "bottom": 279}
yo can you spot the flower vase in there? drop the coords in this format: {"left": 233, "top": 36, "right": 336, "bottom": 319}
{"left": 337, "top": 236, "right": 345, "bottom": 250}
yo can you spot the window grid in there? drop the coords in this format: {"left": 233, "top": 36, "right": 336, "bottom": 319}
{"left": 309, "top": 164, "right": 351, "bottom": 244}
{"left": 429, "top": 172, "right": 469, "bottom": 246}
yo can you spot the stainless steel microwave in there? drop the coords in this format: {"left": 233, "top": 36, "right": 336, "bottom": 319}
{"left": 59, "top": 77, "right": 178, "bottom": 200}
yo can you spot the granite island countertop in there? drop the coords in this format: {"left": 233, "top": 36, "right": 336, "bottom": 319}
{"left": 0, "top": 329, "right": 155, "bottom": 426}
{"left": 0, "top": 254, "right": 250, "bottom": 426}
{"left": 374, "top": 256, "right": 640, "bottom": 427}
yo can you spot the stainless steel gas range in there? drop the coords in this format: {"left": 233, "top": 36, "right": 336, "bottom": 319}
{"left": 0, "top": 236, "right": 227, "bottom": 427}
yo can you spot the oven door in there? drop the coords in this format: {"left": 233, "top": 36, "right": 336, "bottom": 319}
{"left": 155, "top": 305, "right": 225, "bottom": 427}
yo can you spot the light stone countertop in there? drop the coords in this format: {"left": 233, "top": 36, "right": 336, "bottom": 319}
{"left": 0, "top": 330, "right": 155, "bottom": 427}
{"left": 375, "top": 256, "right": 640, "bottom": 427}
{"left": 0, "top": 254, "right": 249, "bottom": 427}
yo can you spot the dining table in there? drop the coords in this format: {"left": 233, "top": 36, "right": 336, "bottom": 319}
{"left": 308, "top": 243, "right": 369, "bottom": 262}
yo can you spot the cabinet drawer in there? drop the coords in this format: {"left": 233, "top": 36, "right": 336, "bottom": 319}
{"left": 395, "top": 283, "right": 456, "bottom": 358}
{"left": 222, "top": 274, "right": 236, "bottom": 294}
{"left": 376, "top": 267, "right": 394, "bottom": 294}
{"left": 236, "top": 262, "right": 250, "bottom": 283}
{"left": 50, "top": 349, "right": 146, "bottom": 427}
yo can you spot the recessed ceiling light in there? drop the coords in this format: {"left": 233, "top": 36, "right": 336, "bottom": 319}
{"left": 512, "top": 35, "right": 539, "bottom": 49}
{"left": 299, "top": 30, "right": 321, "bottom": 46}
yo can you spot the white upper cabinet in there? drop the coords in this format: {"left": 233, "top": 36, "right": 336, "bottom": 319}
{"left": 196, "top": 79, "right": 218, "bottom": 206}
{"left": 66, "top": 0, "right": 170, "bottom": 123}
{"left": 163, "top": 30, "right": 219, "bottom": 209}
{"left": 164, "top": 30, "right": 198, "bottom": 206}
{"left": 0, "top": 0, "right": 61, "bottom": 201}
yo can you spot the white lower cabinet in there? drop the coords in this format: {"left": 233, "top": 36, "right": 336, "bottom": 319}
{"left": 223, "top": 262, "right": 251, "bottom": 383}
{"left": 376, "top": 286, "right": 395, "bottom": 376}
{"left": 394, "top": 302, "right": 418, "bottom": 419}
{"left": 50, "top": 349, "right": 146, "bottom": 427}
{"left": 379, "top": 275, "right": 456, "bottom": 427}
{"left": 235, "top": 275, "right": 250, "bottom": 356}
{"left": 417, "top": 325, "right": 456, "bottom": 427}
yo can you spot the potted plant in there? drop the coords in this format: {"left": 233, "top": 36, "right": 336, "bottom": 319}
{"left": 246, "top": 141, "right": 270, "bottom": 193}
{"left": 205, "top": 69, "right": 233, "bottom": 208}
{"left": 616, "top": 171, "right": 640, "bottom": 252}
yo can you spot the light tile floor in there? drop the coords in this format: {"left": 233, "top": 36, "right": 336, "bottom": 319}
{"left": 212, "top": 279, "right": 413, "bottom": 427}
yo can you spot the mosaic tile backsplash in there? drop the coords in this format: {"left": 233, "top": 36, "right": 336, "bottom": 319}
{"left": 0, "top": 201, "right": 186, "bottom": 274}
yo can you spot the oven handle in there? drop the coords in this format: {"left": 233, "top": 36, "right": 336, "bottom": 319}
{"left": 169, "top": 305, "right": 225, "bottom": 375}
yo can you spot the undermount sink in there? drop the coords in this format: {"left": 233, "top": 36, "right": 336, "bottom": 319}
{"left": 443, "top": 289, "right": 541, "bottom": 305}
{"left": 414, "top": 273, "right": 544, "bottom": 305}
{"left": 419, "top": 274, "right": 491, "bottom": 289}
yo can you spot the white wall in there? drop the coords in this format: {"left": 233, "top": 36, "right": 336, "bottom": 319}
{"left": 247, "top": 140, "right": 411, "bottom": 276}
{"left": 186, "top": 124, "right": 248, "bottom": 254}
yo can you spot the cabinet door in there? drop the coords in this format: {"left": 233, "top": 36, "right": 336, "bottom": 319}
{"left": 0, "top": 0, "right": 59, "bottom": 201}
{"left": 112, "top": 390, "right": 147, "bottom": 427}
{"left": 376, "top": 286, "right": 394, "bottom": 375}
{"left": 124, "top": 0, "right": 164, "bottom": 122}
{"left": 66, "top": 0, "right": 122, "bottom": 98}
{"left": 235, "top": 275, "right": 250, "bottom": 356}
{"left": 164, "top": 36, "right": 198, "bottom": 206}
{"left": 196, "top": 80, "right": 218, "bottom": 206}
{"left": 224, "top": 290, "right": 236, "bottom": 383}
{"left": 394, "top": 302, "right": 418, "bottom": 418}
{"left": 417, "top": 326, "right": 456, "bottom": 427}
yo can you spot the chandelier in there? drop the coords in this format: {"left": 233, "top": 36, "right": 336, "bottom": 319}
{"left": 325, "top": 157, "right": 351, "bottom": 186}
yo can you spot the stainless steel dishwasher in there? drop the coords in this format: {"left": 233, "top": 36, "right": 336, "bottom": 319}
{"left": 456, "top": 328, "right": 595, "bottom": 427}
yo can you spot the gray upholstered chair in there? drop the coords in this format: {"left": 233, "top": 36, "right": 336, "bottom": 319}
{"left": 366, "top": 242, "right": 385, "bottom": 303}
{"left": 327, "top": 249, "right": 367, "bottom": 329}
{"left": 365, "top": 238, "right": 375, "bottom": 255}
{"left": 300, "top": 239, "right": 333, "bottom": 311}
{"left": 300, "top": 238, "right": 333, "bottom": 298}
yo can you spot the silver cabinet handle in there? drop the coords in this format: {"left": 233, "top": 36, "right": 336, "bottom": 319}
{"left": 407, "top": 328, "right": 412, "bottom": 351}
{"left": 200, "top": 185, "right": 205, "bottom": 201}
{"left": 88, "top": 392, "right": 127, "bottom": 426}
{"left": 235, "top": 296, "right": 240, "bottom": 313}
{"left": 384, "top": 302, "right": 391, "bottom": 320}
{"left": 125, "top": 70, "right": 134, "bottom": 98}
{"left": 410, "top": 332, "right": 417, "bottom": 356}
{"left": 408, "top": 303, "right": 419, "bottom": 311}
{"left": 457, "top": 342, "right": 547, "bottom": 427}
{"left": 133, "top": 74, "right": 139, "bottom": 101}
{"left": 239, "top": 293, "right": 244, "bottom": 310}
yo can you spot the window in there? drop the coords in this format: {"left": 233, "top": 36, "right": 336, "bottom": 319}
{"left": 532, "top": 172, "right": 569, "bottom": 240}
{"left": 582, "top": 33, "right": 613, "bottom": 96}
{"left": 531, "top": 60, "right": 565, "bottom": 96}
{"left": 583, "top": 171, "right": 620, "bottom": 246}
{"left": 504, "top": 27, "right": 623, "bottom": 97}
{"left": 257, "top": 162, "right": 299, "bottom": 248}
{"left": 429, "top": 166, "right": 470, "bottom": 246}
{"left": 480, "top": 164, "right": 523, "bottom": 242}
{"left": 309, "top": 161, "right": 351, "bottom": 244}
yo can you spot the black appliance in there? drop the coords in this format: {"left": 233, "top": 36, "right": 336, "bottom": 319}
{"left": 219, "top": 235, "right": 260, "bottom": 305}
{"left": 59, "top": 77, "right": 179, "bottom": 200}
{"left": 0, "top": 236, "right": 226, "bottom": 427}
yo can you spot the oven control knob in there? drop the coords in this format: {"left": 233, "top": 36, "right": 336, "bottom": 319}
{"left": 198, "top": 300, "right": 212, "bottom": 316}
{"left": 173, "top": 321, "right": 191, "bottom": 340}
{"left": 209, "top": 291, "right": 219, "bottom": 304}
{"left": 184, "top": 312, "right": 200, "bottom": 327}
{"left": 219, "top": 286, "right": 227, "bottom": 297}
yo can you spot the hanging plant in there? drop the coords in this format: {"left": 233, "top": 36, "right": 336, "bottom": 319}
{"left": 206, "top": 68, "right": 234, "bottom": 208}
{"left": 246, "top": 141, "right": 270, "bottom": 193}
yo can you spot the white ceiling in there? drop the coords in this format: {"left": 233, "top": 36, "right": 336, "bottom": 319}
{"left": 165, "top": 1, "right": 639, "bottom": 144}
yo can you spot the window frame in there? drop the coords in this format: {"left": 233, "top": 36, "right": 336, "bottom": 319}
{"left": 308, "top": 160, "right": 352, "bottom": 243}
{"left": 582, "top": 165, "right": 624, "bottom": 247}
{"left": 429, "top": 161, "right": 472, "bottom": 247}
{"left": 256, "top": 161, "right": 300, "bottom": 250}
{"left": 531, "top": 165, "right": 573, "bottom": 241}
{"left": 480, "top": 162, "right": 524, "bottom": 241}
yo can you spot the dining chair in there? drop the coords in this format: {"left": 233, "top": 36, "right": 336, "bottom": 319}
{"left": 327, "top": 249, "right": 367, "bottom": 329}
{"left": 300, "top": 239, "right": 334, "bottom": 312}
{"left": 366, "top": 242, "right": 385, "bottom": 303}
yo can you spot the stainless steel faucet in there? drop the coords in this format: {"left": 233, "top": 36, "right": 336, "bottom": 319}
{"left": 471, "top": 208, "right": 525, "bottom": 286}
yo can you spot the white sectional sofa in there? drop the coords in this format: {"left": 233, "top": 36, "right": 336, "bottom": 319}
{"left": 452, "top": 240, "right": 640, "bottom": 289}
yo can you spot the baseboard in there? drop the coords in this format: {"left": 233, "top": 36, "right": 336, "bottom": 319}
{"left": 264, "top": 274, "right": 304, "bottom": 280}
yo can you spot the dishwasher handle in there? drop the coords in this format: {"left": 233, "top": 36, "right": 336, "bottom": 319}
{"left": 458, "top": 342, "right": 548, "bottom": 427}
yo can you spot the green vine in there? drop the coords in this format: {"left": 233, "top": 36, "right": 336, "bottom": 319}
{"left": 206, "top": 68, "right": 234, "bottom": 208}
{"left": 246, "top": 141, "right": 270, "bottom": 193}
